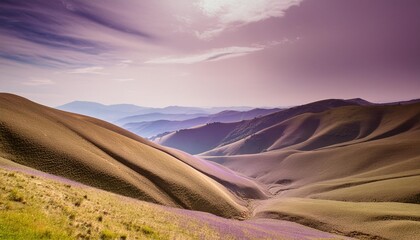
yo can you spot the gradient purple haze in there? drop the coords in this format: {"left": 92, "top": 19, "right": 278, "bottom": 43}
{"left": 0, "top": 0, "right": 419, "bottom": 107}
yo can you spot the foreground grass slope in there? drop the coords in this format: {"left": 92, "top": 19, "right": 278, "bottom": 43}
{"left": 0, "top": 167, "right": 346, "bottom": 240}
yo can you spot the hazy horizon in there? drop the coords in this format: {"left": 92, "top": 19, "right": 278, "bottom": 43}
{"left": 50, "top": 96, "right": 417, "bottom": 109}
{"left": 1, "top": 0, "right": 419, "bottom": 107}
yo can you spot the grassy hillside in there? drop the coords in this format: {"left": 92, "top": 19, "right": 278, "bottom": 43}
{"left": 0, "top": 167, "right": 346, "bottom": 240}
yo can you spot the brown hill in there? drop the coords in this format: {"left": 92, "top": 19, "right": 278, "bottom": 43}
{"left": 0, "top": 93, "right": 266, "bottom": 218}
{"left": 199, "top": 103, "right": 420, "bottom": 239}
{"left": 202, "top": 103, "right": 420, "bottom": 204}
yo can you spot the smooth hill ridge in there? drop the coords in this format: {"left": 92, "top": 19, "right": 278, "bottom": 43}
{"left": 0, "top": 93, "right": 265, "bottom": 218}
{"left": 202, "top": 103, "right": 420, "bottom": 156}
{"left": 157, "top": 98, "right": 365, "bottom": 154}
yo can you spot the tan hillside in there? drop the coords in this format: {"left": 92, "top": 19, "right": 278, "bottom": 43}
{"left": 0, "top": 93, "right": 265, "bottom": 218}
{"left": 202, "top": 104, "right": 420, "bottom": 203}
{"left": 198, "top": 103, "right": 420, "bottom": 239}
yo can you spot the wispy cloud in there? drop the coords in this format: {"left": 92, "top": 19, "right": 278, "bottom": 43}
{"left": 0, "top": 1, "right": 155, "bottom": 67}
{"left": 116, "top": 59, "right": 133, "bottom": 68}
{"left": 114, "top": 78, "right": 135, "bottom": 82}
{"left": 145, "top": 46, "right": 264, "bottom": 64}
{"left": 68, "top": 66, "right": 106, "bottom": 74}
{"left": 195, "top": 0, "right": 303, "bottom": 39}
{"left": 22, "top": 78, "right": 55, "bottom": 86}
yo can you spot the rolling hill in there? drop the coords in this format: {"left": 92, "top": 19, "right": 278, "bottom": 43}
{"left": 0, "top": 93, "right": 265, "bottom": 218}
{"left": 199, "top": 103, "right": 420, "bottom": 203}
{"left": 159, "top": 100, "right": 420, "bottom": 239}
{"left": 156, "top": 99, "right": 367, "bottom": 154}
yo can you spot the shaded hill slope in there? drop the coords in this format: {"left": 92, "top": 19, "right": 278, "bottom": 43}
{"left": 0, "top": 93, "right": 266, "bottom": 218}
{"left": 156, "top": 122, "right": 243, "bottom": 155}
{"left": 157, "top": 99, "right": 365, "bottom": 154}
{"left": 203, "top": 103, "right": 420, "bottom": 156}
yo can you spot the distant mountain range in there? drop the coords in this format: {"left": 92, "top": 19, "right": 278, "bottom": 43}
{"left": 125, "top": 108, "right": 281, "bottom": 138}
{"left": 57, "top": 101, "right": 254, "bottom": 122}
{"left": 115, "top": 113, "right": 209, "bottom": 125}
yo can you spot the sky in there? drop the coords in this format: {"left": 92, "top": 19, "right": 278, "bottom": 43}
{"left": 1, "top": 0, "right": 419, "bottom": 107}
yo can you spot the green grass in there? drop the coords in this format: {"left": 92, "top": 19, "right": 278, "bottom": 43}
{"left": 0, "top": 167, "right": 351, "bottom": 240}
{"left": 0, "top": 207, "right": 72, "bottom": 240}
{"left": 0, "top": 168, "right": 218, "bottom": 239}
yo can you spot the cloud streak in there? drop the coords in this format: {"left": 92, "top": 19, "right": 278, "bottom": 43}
{"left": 145, "top": 46, "right": 264, "bottom": 64}
{"left": 114, "top": 78, "right": 135, "bottom": 82}
{"left": 68, "top": 66, "right": 106, "bottom": 74}
{"left": 22, "top": 78, "right": 55, "bottom": 86}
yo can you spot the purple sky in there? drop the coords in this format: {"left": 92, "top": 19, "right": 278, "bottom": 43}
{"left": 1, "top": 0, "right": 419, "bottom": 107}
